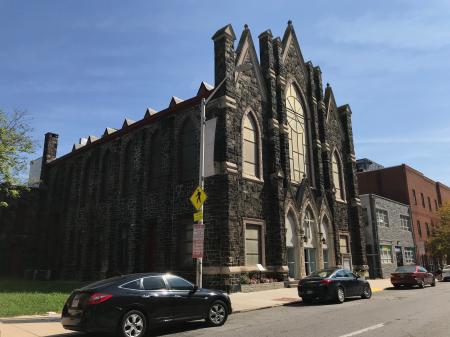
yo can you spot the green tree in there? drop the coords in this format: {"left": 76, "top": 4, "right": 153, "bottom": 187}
{"left": 0, "top": 109, "right": 35, "bottom": 207}
{"left": 427, "top": 203, "right": 450, "bottom": 262}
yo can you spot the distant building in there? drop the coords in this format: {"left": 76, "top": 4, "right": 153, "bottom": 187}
{"left": 358, "top": 164, "right": 450, "bottom": 270}
{"left": 360, "top": 194, "right": 414, "bottom": 278}
{"left": 28, "top": 157, "right": 42, "bottom": 187}
{"left": 356, "top": 158, "right": 384, "bottom": 173}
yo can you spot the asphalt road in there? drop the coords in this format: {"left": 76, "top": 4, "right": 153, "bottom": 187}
{"left": 147, "top": 281, "right": 450, "bottom": 337}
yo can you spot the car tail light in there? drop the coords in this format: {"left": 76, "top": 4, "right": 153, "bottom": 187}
{"left": 87, "top": 293, "right": 113, "bottom": 305}
{"left": 320, "top": 279, "right": 333, "bottom": 285}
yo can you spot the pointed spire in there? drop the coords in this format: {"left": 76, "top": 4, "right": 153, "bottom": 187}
{"left": 169, "top": 96, "right": 183, "bottom": 108}
{"left": 86, "top": 135, "right": 98, "bottom": 144}
{"left": 197, "top": 81, "right": 214, "bottom": 96}
{"left": 122, "top": 118, "right": 135, "bottom": 128}
{"left": 144, "top": 108, "right": 157, "bottom": 119}
{"left": 72, "top": 143, "right": 83, "bottom": 151}
{"left": 103, "top": 127, "right": 117, "bottom": 137}
{"left": 212, "top": 24, "right": 236, "bottom": 41}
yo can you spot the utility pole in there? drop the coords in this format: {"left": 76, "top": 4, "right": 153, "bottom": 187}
{"left": 195, "top": 65, "right": 249, "bottom": 287}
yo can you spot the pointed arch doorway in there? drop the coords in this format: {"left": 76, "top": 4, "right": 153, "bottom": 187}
{"left": 286, "top": 210, "right": 300, "bottom": 279}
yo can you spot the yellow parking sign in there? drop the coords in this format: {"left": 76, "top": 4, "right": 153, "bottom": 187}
{"left": 190, "top": 186, "right": 207, "bottom": 210}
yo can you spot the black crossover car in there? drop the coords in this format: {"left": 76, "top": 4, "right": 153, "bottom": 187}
{"left": 298, "top": 268, "right": 372, "bottom": 304}
{"left": 62, "top": 273, "right": 232, "bottom": 337}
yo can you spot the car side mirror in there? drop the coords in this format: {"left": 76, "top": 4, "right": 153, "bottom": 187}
{"left": 191, "top": 285, "right": 198, "bottom": 293}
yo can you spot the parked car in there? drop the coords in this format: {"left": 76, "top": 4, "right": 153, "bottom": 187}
{"left": 61, "top": 273, "right": 232, "bottom": 337}
{"left": 297, "top": 268, "right": 372, "bottom": 304}
{"left": 441, "top": 265, "right": 450, "bottom": 281}
{"left": 390, "top": 265, "right": 436, "bottom": 288}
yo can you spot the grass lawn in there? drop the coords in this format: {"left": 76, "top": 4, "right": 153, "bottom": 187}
{"left": 0, "top": 278, "right": 85, "bottom": 317}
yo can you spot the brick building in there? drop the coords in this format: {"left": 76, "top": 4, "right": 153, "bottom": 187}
{"left": 360, "top": 194, "right": 414, "bottom": 278}
{"left": 4, "top": 23, "right": 368, "bottom": 289}
{"left": 358, "top": 164, "right": 450, "bottom": 270}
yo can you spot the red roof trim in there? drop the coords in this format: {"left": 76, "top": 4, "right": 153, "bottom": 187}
{"left": 48, "top": 91, "right": 210, "bottom": 166}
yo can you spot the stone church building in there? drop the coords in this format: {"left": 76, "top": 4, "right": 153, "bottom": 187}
{"left": 24, "top": 22, "right": 367, "bottom": 290}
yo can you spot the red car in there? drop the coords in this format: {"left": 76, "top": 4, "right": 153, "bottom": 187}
{"left": 391, "top": 265, "right": 436, "bottom": 288}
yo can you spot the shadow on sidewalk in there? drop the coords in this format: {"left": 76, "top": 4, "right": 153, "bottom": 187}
{"left": 0, "top": 317, "right": 61, "bottom": 324}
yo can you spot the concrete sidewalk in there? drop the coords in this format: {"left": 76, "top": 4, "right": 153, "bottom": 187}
{"left": 0, "top": 278, "right": 392, "bottom": 337}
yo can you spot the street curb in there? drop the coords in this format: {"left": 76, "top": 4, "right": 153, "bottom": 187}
{"left": 231, "top": 288, "right": 387, "bottom": 314}
{"left": 232, "top": 302, "right": 296, "bottom": 314}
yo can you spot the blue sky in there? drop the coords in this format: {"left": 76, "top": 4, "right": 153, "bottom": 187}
{"left": 1, "top": 0, "right": 449, "bottom": 184}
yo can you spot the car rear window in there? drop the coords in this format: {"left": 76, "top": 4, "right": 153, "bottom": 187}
{"left": 309, "top": 269, "right": 336, "bottom": 278}
{"left": 395, "top": 265, "right": 417, "bottom": 273}
{"left": 121, "top": 279, "right": 142, "bottom": 290}
{"left": 79, "top": 276, "right": 124, "bottom": 290}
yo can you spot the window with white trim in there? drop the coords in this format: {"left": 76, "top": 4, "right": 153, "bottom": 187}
{"left": 242, "top": 113, "right": 260, "bottom": 178}
{"left": 339, "top": 235, "right": 350, "bottom": 254}
{"left": 245, "top": 224, "right": 262, "bottom": 265}
{"left": 400, "top": 215, "right": 411, "bottom": 231}
{"left": 380, "top": 245, "right": 393, "bottom": 264}
{"left": 376, "top": 209, "right": 389, "bottom": 227}
{"left": 332, "top": 151, "right": 345, "bottom": 201}
{"left": 404, "top": 248, "right": 415, "bottom": 264}
{"left": 286, "top": 83, "right": 308, "bottom": 183}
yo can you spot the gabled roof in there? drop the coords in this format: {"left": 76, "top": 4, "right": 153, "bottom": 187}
{"left": 234, "top": 24, "right": 267, "bottom": 101}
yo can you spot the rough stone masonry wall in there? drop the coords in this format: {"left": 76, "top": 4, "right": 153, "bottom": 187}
{"left": 22, "top": 23, "right": 368, "bottom": 289}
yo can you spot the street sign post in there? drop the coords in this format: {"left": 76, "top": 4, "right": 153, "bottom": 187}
{"left": 193, "top": 211, "right": 203, "bottom": 222}
{"left": 192, "top": 223, "right": 205, "bottom": 259}
{"left": 190, "top": 186, "right": 207, "bottom": 210}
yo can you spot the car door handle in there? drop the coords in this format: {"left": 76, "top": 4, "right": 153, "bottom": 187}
{"left": 142, "top": 294, "right": 154, "bottom": 298}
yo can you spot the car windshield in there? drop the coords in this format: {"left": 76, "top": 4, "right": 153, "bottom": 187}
{"left": 308, "top": 269, "right": 336, "bottom": 278}
{"left": 394, "top": 265, "right": 417, "bottom": 273}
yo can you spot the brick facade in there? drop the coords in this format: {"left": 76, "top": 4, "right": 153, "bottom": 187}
{"left": 358, "top": 164, "right": 450, "bottom": 270}
{"left": 4, "top": 23, "right": 367, "bottom": 289}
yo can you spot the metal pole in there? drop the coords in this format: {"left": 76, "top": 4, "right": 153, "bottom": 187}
{"left": 196, "top": 98, "right": 206, "bottom": 288}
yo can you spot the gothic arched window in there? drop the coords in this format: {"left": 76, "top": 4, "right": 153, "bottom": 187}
{"left": 242, "top": 112, "right": 260, "bottom": 178}
{"left": 286, "top": 83, "right": 308, "bottom": 183}
{"left": 180, "top": 120, "right": 197, "bottom": 182}
{"left": 81, "top": 158, "right": 91, "bottom": 205}
{"left": 332, "top": 151, "right": 346, "bottom": 201}
{"left": 123, "top": 141, "right": 135, "bottom": 195}
{"left": 149, "top": 132, "right": 161, "bottom": 188}
{"left": 100, "top": 150, "right": 112, "bottom": 200}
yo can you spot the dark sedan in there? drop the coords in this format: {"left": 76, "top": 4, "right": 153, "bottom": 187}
{"left": 391, "top": 265, "right": 436, "bottom": 288}
{"left": 62, "top": 273, "right": 232, "bottom": 337}
{"left": 298, "top": 268, "right": 372, "bottom": 304}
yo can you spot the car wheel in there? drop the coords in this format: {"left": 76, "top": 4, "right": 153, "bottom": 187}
{"left": 431, "top": 277, "right": 436, "bottom": 287}
{"left": 335, "top": 287, "right": 345, "bottom": 304}
{"left": 393, "top": 284, "right": 401, "bottom": 288}
{"left": 119, "top": 310, "right": 147, "bottom": 337}
{"left": 361, "top": 285, "right": 372, "bottom": 299}
{"left": 418, "top": 280, "right": 425, "bottom": 288}
{"left": 206, "top": 300, "right": 228, "bottom": 327}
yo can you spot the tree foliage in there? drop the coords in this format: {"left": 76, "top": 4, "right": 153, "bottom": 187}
{"left": 427, "top": 203, "right": 450, "bottom": 262}
{"left": 0, "top": 109, "right": 35, "bottom": 207}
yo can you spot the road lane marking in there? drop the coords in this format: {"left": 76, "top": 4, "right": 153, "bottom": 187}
{"left": 337, "top": 323, "right": 384, "bottom": 337}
